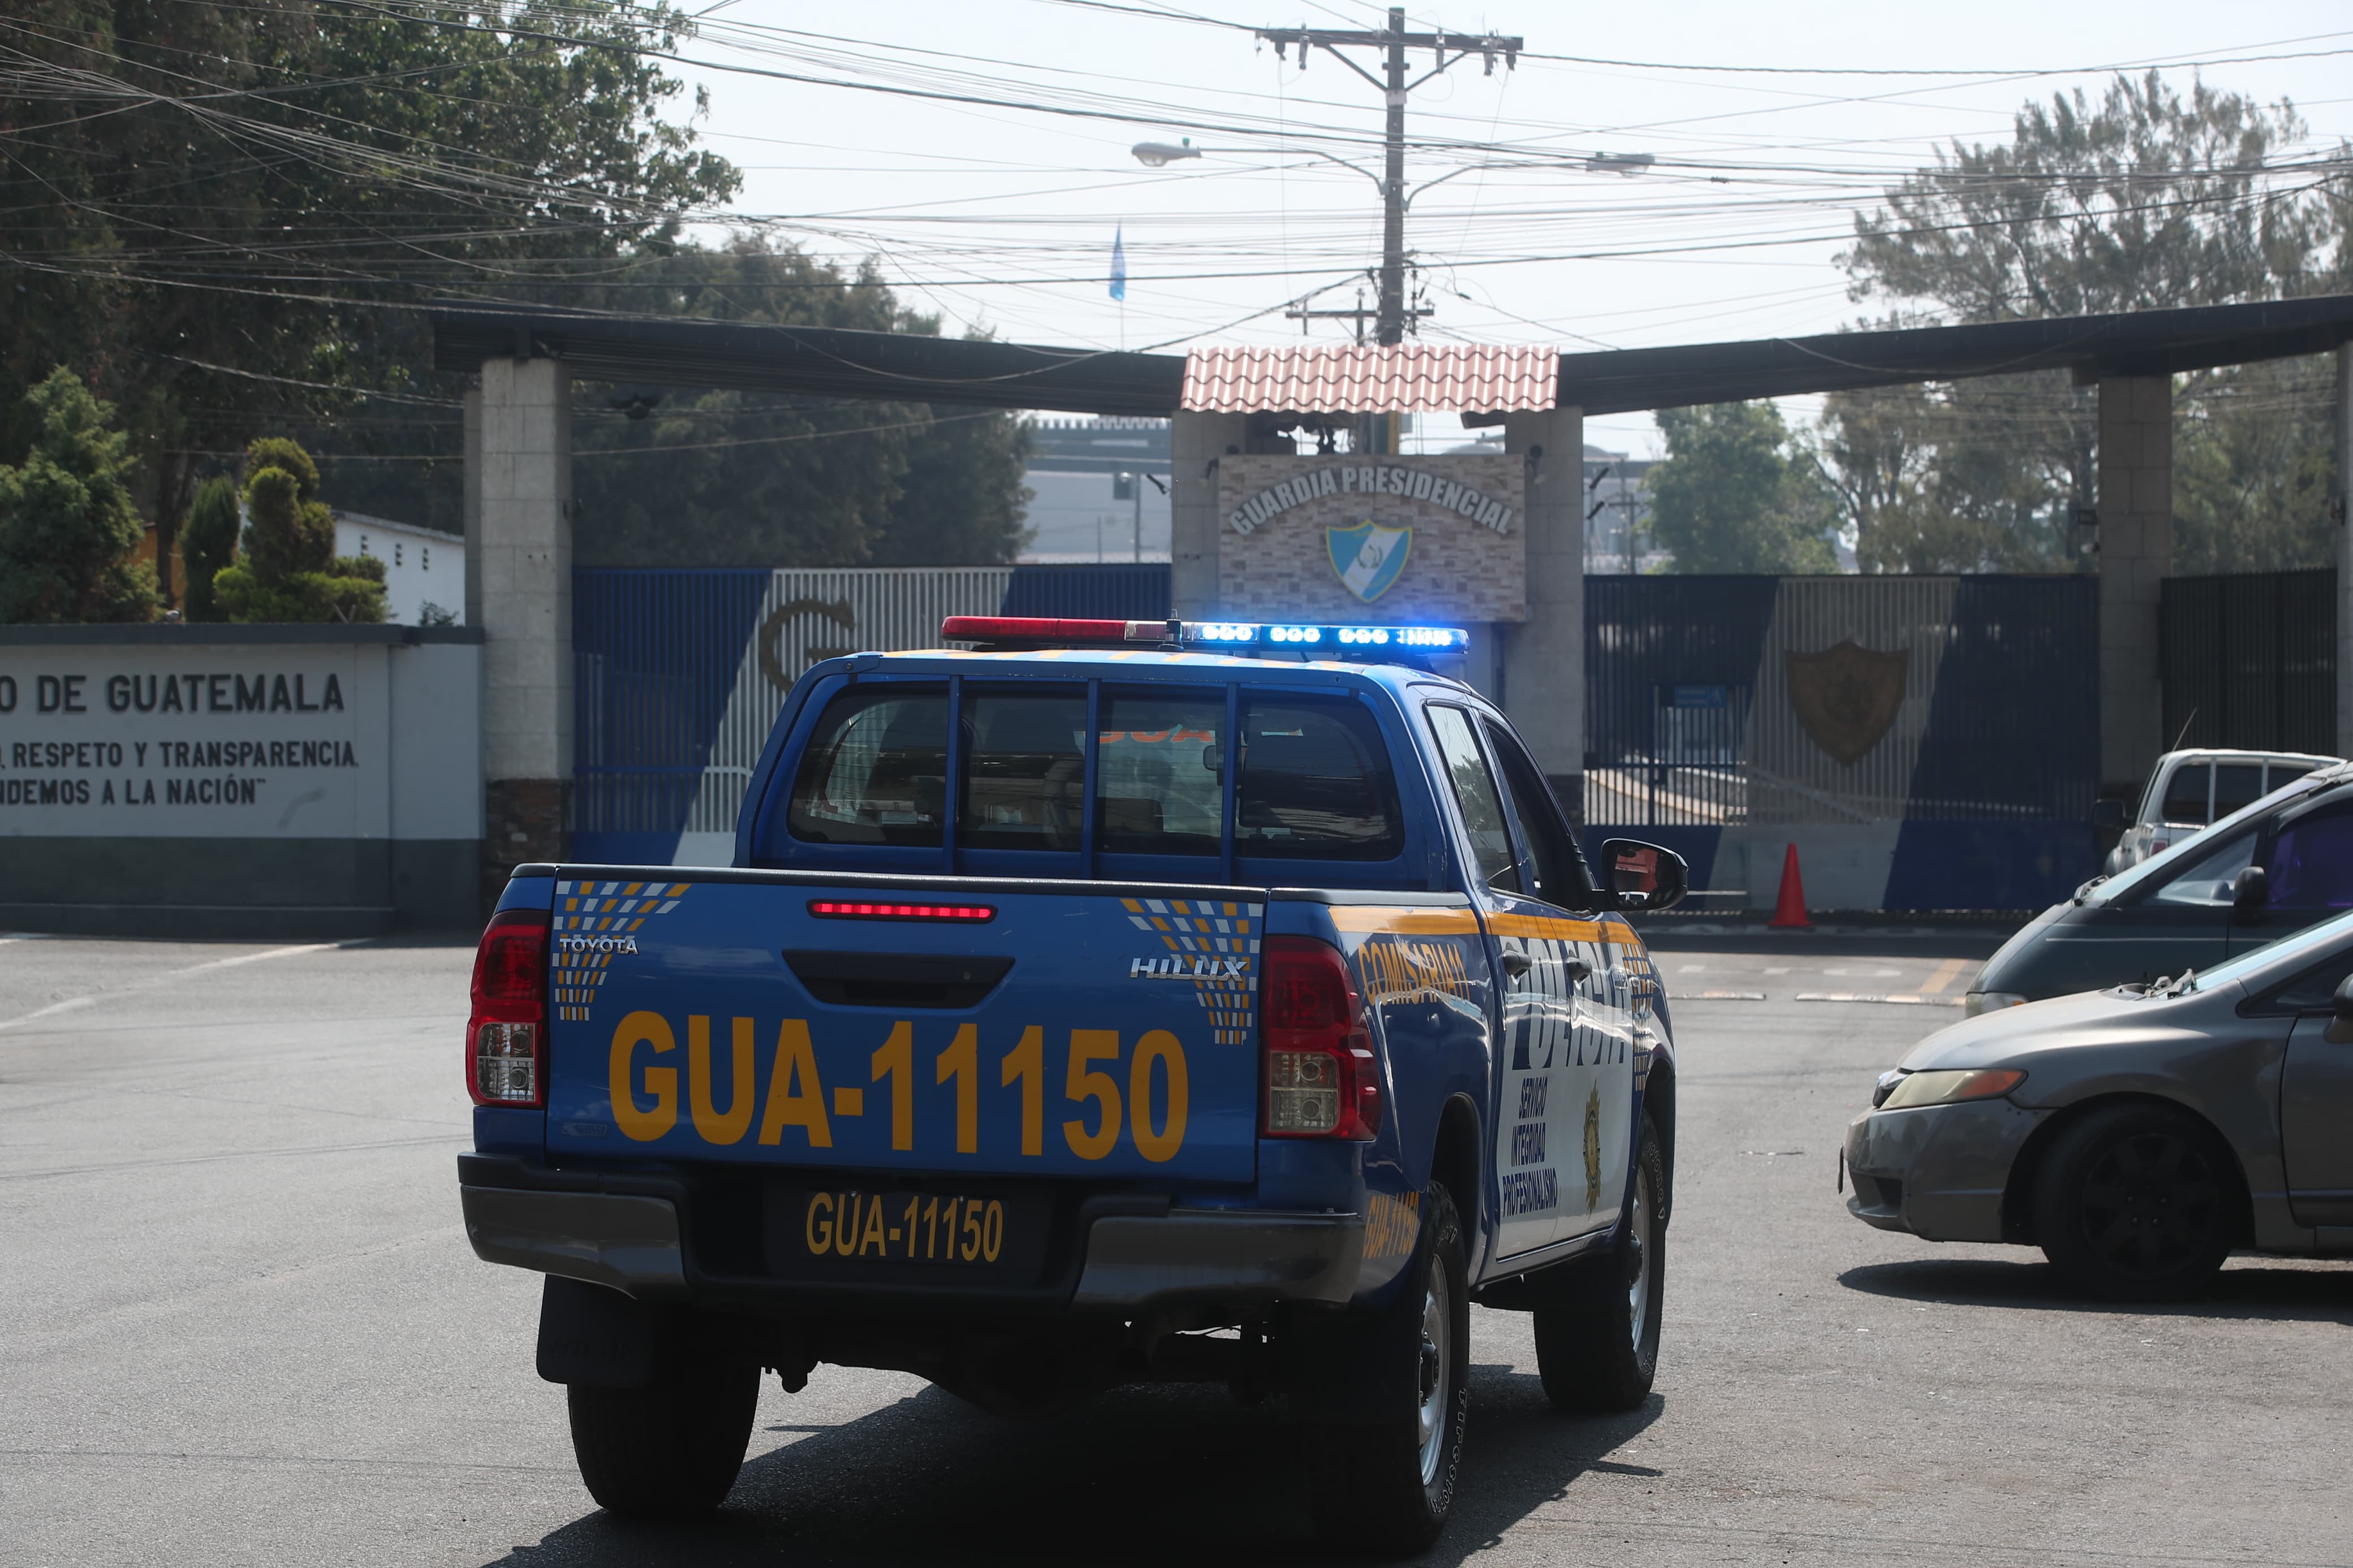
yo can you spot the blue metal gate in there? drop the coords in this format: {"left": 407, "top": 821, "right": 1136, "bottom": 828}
{"left": 572, "top": 564, "right": 1171, "bottom": 864}
{"left": 1583, "top": 574, "right": 2100, "bottom": 912}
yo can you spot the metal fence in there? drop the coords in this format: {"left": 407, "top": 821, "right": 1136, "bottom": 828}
{"left": 1585, "top": 574, "right": 2098, "bottom": 827}
{"left": 574, "top": 565, "right": 1170, "bottom": 854}
{"left": 2161, "top": 569, "right": 2335, "bottom": 757}
{"left": 1002, "top": 563, "right": 1169, "bottom": 619}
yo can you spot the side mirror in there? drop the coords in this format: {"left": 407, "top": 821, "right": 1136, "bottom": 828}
{"left": 2092, "top": 799, "right": 2126, "bottom": 830}
{"left": 2231, "top": 865, "right": 2268, "bottom": 913}
{"left": 2328, "top": 975, "right": 2353, "bottom": 1044}
{"left": 1601, "top": 837, "right": 1688, "bottom": 914}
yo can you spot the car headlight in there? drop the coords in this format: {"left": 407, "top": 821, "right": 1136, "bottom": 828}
{"left": 1875, "top": 1067, "right": 2026, "bottom": 1111}
{"left": 1964, "top": 991, "right": 2028, "bottom": 1017}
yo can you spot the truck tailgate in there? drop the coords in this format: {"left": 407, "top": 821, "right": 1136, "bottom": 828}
{"left": 545, "top": 876, "right": 1262, "bottom": 1185}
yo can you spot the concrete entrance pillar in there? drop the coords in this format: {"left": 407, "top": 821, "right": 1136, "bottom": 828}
{"left": 466, "top": 356, "right": 573, "bottom": 896}
{"left": 2097, "top": 374, "right": 2172, "bottom": 796}
{"left": 1503, "top": 406, "right": 1586, "bottom": 822}
{"left": 2337, "top": 346, "right": 2353, "bottom": 758}
{"left": 1170, "top": 412, "right": 1247, "bottom": 617}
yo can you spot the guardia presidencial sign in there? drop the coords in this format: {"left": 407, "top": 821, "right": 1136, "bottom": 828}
{"left": 1215, "top": 453, "right": 1526, "bottom": 624}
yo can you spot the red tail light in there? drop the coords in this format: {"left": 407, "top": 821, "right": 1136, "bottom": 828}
{"left": 467, "top": 909, "right": 549, "bottom": 1107}
{"left": 1261, "top": 935, "right": 1381, "bottom": 1140}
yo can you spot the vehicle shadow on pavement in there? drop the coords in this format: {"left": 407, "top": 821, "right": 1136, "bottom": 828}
{"left": 1839, "top": 1258, "right": 2353, "bottom": 1324}
{"left": 475, "top": 1367, "right": 1661, "bottom": 1566}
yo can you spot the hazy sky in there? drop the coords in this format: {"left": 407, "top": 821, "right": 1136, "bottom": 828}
{"left": 660, "top": 1, "right": 2353, "bottom": 454}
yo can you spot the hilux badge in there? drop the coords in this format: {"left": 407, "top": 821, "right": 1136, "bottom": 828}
{"left": 1130, "top": 955, "right": 1246, "bottom": 980}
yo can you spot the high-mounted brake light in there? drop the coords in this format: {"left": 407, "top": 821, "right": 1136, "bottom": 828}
{"left": 1261, "top": 935, "right": 1382, "bottom": 1140}
{"left": 809, "top": 899, "right": 996, "bottom": 923}
{"left": 941, "top": 615, "right": 1467, "bottom": 658}
{"left": 467, "top": 909, "right": 549, "bottom": 1107}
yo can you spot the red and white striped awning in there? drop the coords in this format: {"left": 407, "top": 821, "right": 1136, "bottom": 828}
{"left": 1179, "top": 344, "right": 1559, "bottom": 413}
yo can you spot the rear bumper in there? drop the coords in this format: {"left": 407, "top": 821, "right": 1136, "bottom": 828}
{"left": 463, "top": 1183, "right": 688, "bottom": 1295}
{"left": 459, "top": 1155, "right": 1363, "bottom": 1313}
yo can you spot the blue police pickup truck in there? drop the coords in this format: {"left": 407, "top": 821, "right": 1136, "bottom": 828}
{"left": 459, "top": 614, "right": 1686, "bottom": 1554}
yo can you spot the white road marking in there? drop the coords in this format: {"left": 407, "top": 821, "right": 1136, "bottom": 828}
{"left": 1794, "top": 992, "right": 1966, "bottom": 1007}
{"left": 0, "top": 944, "right": 334, "bottom": 1031}
{"left": 0, "top": 996, "right": 97, "bottom": 1029}
{"left": 165, "top": 944, "right": 337, "bottom": 980}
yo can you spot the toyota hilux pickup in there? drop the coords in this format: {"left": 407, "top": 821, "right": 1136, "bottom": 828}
{"left": 458, "top": 615, "right": 1686, "bottom": 1554}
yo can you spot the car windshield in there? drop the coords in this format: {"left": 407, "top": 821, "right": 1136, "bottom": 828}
{"left": 2166, "top": 905, "right": 2353, "bottom": 996}
{"left": 2088, "top": 771, "right": 2333, "bottom": 905}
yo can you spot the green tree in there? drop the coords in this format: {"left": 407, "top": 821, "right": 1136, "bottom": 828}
{"left": 1646, "top": 402, "right": 1838, "bottom": 574}
{"left": 2172, "top": 357, "right": 2338, "bottom": 572}
{"left": 1828, "top": 74, "right": 2343, "bottom": 572}
{"left": 559, "top": 238, "right": 1033, "bottom": 567}
{"left": 1818, "top": 376, "right": 2076, "bottom": 572}
{"left": 867, "top": 411, "right": 1036, "bottom": 565}
{"left": 0, "top": 369, "right": 160, "bottom": 624}
{"left": 181, "top": 476, "right": 241, "bottom": 622}
{"left": 210, "top": 437, "right": 385, "bottom": 622}
{"left": 1, "top": 0, "right": 740, "bottom": 603}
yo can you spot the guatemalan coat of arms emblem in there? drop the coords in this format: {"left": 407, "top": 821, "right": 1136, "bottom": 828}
{"left": 1325, "top": 521, "right": 1411, "bottom": 603}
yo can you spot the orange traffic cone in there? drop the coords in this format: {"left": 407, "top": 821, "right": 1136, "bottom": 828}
{"left": 1768, "top": 843, "right": 1812, "bottom": 929}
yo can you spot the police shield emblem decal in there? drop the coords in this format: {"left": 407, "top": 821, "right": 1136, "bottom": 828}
{"left": 1784, "top": 640, "right": 1909, "bottom": 766}
{"left": 1326, "top": 521, "right": 1412, "bottom": 602}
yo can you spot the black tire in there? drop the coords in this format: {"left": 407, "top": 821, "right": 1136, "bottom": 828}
{"left": 566, "top": 1359, "right": 760, "bottom": 1517}
{"left": 1534, "top": 1114, "right": 1665, "bottom": 1414}
{"left": 1307, "top": 1181, "right": 1471, "bottom": 1557}
{"left": 2034, "top": 1101, "right": 2237, "bottom": 1302}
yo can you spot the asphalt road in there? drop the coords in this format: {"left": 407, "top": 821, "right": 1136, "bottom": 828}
{"left": 3, "top": 932, "right": 2348, "bottom": 1568}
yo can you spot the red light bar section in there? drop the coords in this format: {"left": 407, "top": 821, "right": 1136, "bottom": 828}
{"left": 941, "top": 616, "right": 1149, "bottom": 645}
{"left": 809, "top": 900, "right": 996, "bottom": 923}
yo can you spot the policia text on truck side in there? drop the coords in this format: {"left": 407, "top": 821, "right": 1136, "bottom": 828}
{"left": 458, "top": 616, "right": 1686, "bottom": 1554}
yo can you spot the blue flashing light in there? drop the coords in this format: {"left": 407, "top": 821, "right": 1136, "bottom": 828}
{"left": 1172, "top": 620, "right": 1466, "bottom": 656}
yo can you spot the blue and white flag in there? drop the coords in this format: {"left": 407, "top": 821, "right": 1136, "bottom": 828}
{"left": 1109, "top": 226, "right": 1127, "bottom": 302}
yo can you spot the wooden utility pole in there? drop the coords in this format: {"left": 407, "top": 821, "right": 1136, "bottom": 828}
{"left": 1255, "top": 10, "right": 1520, "bottom": 347}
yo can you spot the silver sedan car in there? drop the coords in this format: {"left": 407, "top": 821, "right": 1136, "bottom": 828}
{"left": 1845, "top": 907, "right": 2353, "bottom": 1300}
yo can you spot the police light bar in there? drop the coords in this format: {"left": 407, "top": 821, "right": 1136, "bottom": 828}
{"left": 940, "top": 616, "right": 1469, "bottom": 656}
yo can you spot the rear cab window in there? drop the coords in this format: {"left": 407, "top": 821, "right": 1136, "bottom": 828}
{"left": 2160, "top": 763, "right": 2212, "bottom": 824}
{"left": 787, "top": 686, "right": 948, "bottom": 847}
{"left": 756, "top": 669, "right": 1419, "bottom": 884}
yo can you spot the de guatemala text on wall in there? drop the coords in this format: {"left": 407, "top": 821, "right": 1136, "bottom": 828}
{"left": 1, "top": 627, "right": 485, "bottom": 933}
{"left": 0, "top": 646, "right": 373, "bottom": 836}
{"left": 1216, "top": 454, "right": 1525, "bottom": 624}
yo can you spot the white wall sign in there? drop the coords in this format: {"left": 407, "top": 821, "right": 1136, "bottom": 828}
{"left": 0, "top": 645, "right": 385, "bottom": 838}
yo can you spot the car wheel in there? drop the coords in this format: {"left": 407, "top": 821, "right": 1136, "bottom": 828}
{"left": 2033, "top": 1102, "right": 2236, "bottom": 1302}
{"left": 1307, "top": 1181, "right": 1470, "bottom": 1557}
{"left": 566, "top": 1358, "right": 760, "bottom": 1516}
{"left": 1534, "top": 1114, "right": 1665, "bottom": 1413}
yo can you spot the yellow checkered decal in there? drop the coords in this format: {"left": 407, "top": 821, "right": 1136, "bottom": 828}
{"left": 549, "top": 880, "right": 691, "bottom": 1022}
{"left": 1120, "top": 896, "right": 1262, "bottom": 1046}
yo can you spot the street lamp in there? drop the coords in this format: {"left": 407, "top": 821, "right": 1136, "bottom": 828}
{"left": 1130, "top": 140, "right": 1200, "bottom": 168}
{"left": 1584, "top": 151, "right": 1657, "bottom": 176}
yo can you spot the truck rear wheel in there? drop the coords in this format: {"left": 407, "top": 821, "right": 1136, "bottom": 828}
{"left": 1307, "top": 1181, "right": 1469, "bottom": 1557}
{"left": 1535, "top": 1114, "right": 1665, "bottom": 1413}
{"left": 565, "top": 1359, "right": 760, "bottom": 1516}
